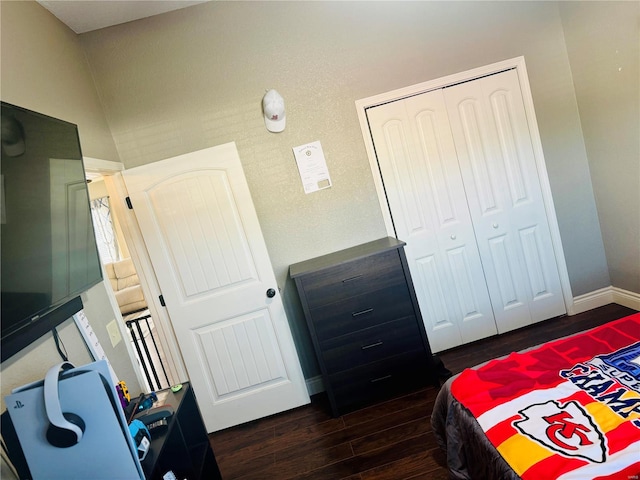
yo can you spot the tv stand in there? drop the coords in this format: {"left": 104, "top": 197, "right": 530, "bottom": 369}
{"left": 141, "top": 382, "right": 221, "bottom": 480}
{"left": 1, "top": 380, "right": 219, "bottom": 480}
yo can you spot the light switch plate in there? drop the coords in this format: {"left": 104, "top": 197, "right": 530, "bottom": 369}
{"left": 106, "top": 319, "right": 122, "bottom": 347}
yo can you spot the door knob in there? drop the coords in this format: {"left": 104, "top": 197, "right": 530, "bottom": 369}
{"left": 266, "top": 288, "right": 276, "bottom": 298}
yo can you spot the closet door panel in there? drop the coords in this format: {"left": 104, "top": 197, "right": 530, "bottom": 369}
{"left": 406, "top": 94, "right": 497, "bottom": 345}
{"left": 367, "top": 92, "right": 497, "bottom": 352}
{"left": 444, "top": 70, "right": 566, "bottom": 333}
{"left": 485, "top": 73, "right": 564, "bottom": 322}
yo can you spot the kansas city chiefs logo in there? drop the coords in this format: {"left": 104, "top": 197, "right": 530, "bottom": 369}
{"left": 514, "top": 400, "right": 606, "bottom": 463}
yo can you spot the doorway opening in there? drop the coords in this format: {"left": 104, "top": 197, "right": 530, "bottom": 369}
{"left": 86, "top": 171, "right": 173, "bottom": 392}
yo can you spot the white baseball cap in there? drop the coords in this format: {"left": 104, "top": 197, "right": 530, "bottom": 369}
{"left": 262, "top": 89, "right": 286, "bottom": 133}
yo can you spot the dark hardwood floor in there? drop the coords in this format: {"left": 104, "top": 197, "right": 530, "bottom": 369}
{"left": 209, "top": 303, "right": 637, "bottom": 480}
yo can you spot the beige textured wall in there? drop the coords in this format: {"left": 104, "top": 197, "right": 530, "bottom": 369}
{"left": 0, "top": 2, "right": 119, "bottom": 161}
{"left": 81, "top": 1, "right": 613, "bottom": 295}
{"left": 79, "top": 1, "right": 618, "bottom": 376}
{"left": 0, "top": 1, "right": 142, "bottom": 405}
{"left": 559, "top": 1, "right": 640, "bottom": 294}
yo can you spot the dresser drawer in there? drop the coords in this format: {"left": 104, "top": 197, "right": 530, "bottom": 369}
{"left": 319, "top": 316, "right": 423, "bottom": 373}
{"left": 310, "top": 283, "right": 414, "bottom": 341}
{"left": 299, "top": 249, "right": 405, "bottom": 308}
{"left": 289, "top": 237, "right": 437, "bottom": 417}
{"left": 328, "top": 350, "right": 431, "bottom": 414}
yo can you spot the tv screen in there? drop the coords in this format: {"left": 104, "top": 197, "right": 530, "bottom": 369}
{"left": 1, "top": 102, "right": 103, "bottom": 361}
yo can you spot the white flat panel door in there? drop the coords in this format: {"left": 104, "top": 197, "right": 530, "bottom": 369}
{"left": 122, "top": 143, "right": 309, "bottom": 432}
{"left": 366, "top": 91, "right": 497, "bottom": 353}
{"left": 444, "top": 70, "right": 566, "bottom": 333}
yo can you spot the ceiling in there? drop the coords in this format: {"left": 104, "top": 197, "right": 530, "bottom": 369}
{"left": 37, "top": 0, "right": 211, "bottom": 34}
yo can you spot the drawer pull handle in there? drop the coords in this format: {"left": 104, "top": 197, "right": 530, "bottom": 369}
{"left": 370, "top": 375, "right": 392, "bottom": 383}
{"left": 361, "top": 341, "right": 383, "bottom": 350}
{"left": 352, "top": 308, "right": 373, "bottom": 317}
{"left": 342, "top": 274, "right": 363, "bottom": 283}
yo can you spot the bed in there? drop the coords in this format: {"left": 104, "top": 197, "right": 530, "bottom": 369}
{"left": 432, "top": 312, "right": 640, "bottom": 480}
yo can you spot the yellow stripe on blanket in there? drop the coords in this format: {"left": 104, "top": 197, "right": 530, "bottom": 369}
{"left": 497, "top": 434, "right": 552, "bottom": 476}
{"left": 584, "top": 398, "right": 632, "bottom": 432}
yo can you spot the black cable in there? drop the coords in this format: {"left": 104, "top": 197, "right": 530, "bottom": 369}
{"left": 52, "top": 327, "right": 68, "bottom": 362}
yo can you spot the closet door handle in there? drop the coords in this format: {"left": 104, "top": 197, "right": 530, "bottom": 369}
{"left": 352, "top": 308, "right": 373, "bottom": 317}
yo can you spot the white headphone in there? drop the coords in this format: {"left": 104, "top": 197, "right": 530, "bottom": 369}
{"left": 43, "top": 362, "right": 85, "bottom": 447}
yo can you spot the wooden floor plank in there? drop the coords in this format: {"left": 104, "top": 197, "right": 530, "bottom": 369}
{"left": 341, "top": 388, "right": 436, "bottom": 428}
{"left": 290, "top": 432, "right": 435, "bottom": 480}
{"left": 349, "top": 417, "right": 432, "bottom": 455}
{"left": 359, "top": 449, "right": 447, "bottom": 480}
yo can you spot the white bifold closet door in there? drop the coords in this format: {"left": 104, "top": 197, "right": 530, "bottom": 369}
{"left": 367, "top": 69, "right": 566, "bottom": 353}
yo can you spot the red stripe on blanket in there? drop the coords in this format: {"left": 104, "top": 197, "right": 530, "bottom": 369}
{"left": 593, "top": 462, "right": 640, "bottom": 480}
{"left": 486, "top": 414, "right": 520, "bottom": 446}
{"left": 606, "top": 422, "right": 640, "bottom": 455}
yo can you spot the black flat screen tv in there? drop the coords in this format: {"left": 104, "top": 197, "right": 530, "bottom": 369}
{"left": 1, "top": 102, "right": 103, "bottom": 361}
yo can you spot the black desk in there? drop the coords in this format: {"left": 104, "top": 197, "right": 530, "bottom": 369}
{"left": 141, "top": 382, "right": 221, "bottom": 480}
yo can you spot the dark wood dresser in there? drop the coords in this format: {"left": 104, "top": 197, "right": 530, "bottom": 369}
{"left": 290, "top": 237, "right": 438, "bottom": 416}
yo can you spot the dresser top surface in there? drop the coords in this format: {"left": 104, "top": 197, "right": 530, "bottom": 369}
{"left": 289, "top": 237, "right": 405, "bottom": 278}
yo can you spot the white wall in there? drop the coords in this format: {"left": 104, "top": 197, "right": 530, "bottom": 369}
{"left": 0, "top": 2, "right": 119, "bottom": 161}
{"left": 559, "top": 1, "right": 640, "bottom": 294}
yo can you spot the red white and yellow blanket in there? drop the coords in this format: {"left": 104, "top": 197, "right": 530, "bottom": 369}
{"left": 451, "top": 313, "right": 640, "bottom": 480}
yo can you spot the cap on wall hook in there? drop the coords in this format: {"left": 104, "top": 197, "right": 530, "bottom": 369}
{"left": 262, "top": 89, "right": 286, "bottom": 133}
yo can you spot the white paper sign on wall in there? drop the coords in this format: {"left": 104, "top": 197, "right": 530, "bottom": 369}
{"left": 292, "top": 141, "right": 332, "bottom": 194}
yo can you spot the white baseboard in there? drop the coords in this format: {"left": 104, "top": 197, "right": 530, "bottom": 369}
{"left": 305, "top": 375, "right": 325, "bottom": 396}
{"left": 611, "top": 287, "right": 640, "bottom": 311}
{"left": 571, "top": 286, "right": 640, "bottom": 315}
